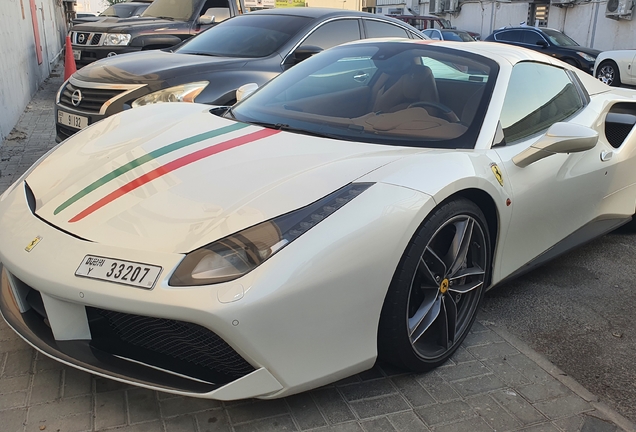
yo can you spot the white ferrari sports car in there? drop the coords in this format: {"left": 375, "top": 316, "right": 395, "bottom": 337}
{"left": 594, "top": 49, "right": 636, "bottom": 87}
{"left": 1, "top": 39, "right": 636, "bottom": 401}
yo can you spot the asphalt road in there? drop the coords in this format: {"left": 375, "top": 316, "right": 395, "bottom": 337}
{"left": 481, "top": 224, "right": 636, "bottom": 423}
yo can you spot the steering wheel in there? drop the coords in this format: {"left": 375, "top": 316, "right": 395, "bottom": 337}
{"left": 407, "top": 101, "right": 460, "bottom": 123}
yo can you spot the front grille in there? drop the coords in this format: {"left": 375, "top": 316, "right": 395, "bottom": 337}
{"left": 59, "top": 82, "right": 125, "bottom": 113}
{"left": 71, "top": 31, "right": 103, "bottom": 46}
{"left": 86, "top": 308, "right": 255, "bottom": 384}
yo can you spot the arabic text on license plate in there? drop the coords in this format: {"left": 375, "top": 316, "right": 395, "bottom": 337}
{"left": 75, "top": 255, "right": 162, "bottom": 289}
{"left": 73, "top": 49, "right": 81, "bottom": 61}
{"left": 57, "top": 110, "right": 88, "bottom": 130}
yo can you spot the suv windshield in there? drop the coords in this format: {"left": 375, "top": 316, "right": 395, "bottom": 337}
{"left": 177, "top": 15, "right": 312, "bottom": 58}
{"left": 101, "top": 4, "right": 145, "bottom": 17}
{"left": 542, "top": 29, "right": 579, "bottom": 47}
{"left": 142, "top": 0, "right": 195, "bottom": 21}
{"left": 230, "top": 42, "right": 497, "bottom": 149}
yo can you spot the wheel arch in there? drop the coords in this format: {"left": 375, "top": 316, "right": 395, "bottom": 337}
{"left": 435, "top": 187, "right": 500, "bottom": 286}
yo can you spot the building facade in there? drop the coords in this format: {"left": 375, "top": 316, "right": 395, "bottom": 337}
{"left": 375, "top": 0, "right": 635, "bottom": 50}
{"left": 0, "top": 0, "right": 68, "bottom": 141}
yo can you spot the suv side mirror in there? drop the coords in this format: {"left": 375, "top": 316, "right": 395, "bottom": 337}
{"left": 198, "top": 15, "right": 215, "bottom": 25}
{"left": 536, "top": 40, "right": 548, "bottom": 47}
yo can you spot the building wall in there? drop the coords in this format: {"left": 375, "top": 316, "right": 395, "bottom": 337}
{"left": 377, "top": 0, "right": 635, "bottom": 50}
{"left": 0, "top": 0, "right": 66, "bottom": 141}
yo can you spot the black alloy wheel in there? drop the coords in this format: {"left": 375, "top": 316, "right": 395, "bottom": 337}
{"left": 378, "top": 198, "right": 491, "bottom": 371}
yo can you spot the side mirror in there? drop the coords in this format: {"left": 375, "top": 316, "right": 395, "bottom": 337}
{"left": 536, "top": 40, "right": 548, "bottom": 48}
{"left": 288, "top": 45, "right": 323, "bottom": 65}
{"left": 236, "top": 83, "right": 258, "bottom": 102}
{"left": 198, "top": 15, "right": 215, "bottom": 25}
{"left": 512, "top": 123, "right": 598, "bottom": 168}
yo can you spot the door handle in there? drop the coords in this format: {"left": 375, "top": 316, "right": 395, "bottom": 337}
{"left": 600, "top": 150, "right": 613, "bottom": 162}
{"left": 353, "top": 73, "right": 369, "bottom": 82}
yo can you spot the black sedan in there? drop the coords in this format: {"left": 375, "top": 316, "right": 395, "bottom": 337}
{"left": 484, "top": 27, "right": 600, "bottom": 73}
{"left": 55, "top": 8, "right": 424, "bottom": 142}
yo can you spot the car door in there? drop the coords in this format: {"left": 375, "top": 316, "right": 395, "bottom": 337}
{"left": 627, "top": 51, "right": 636, "bottom": 84}
{"left": 491, "top": 62, "right": 621, "bottom": 280}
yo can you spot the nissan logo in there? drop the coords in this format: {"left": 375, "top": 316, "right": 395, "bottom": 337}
{"left": 71, "top": 89, "right": 83, "bottom": 107}
{"left": 78, "top": 33, "right": 86, "bottom": 44}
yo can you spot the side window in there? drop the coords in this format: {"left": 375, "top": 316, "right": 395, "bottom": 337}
{"left": 301, "top": 20, "right": 361, "bottom": 51}
{"left": 496, "top": 30, "right": 522, "bottom": 42}
{"left": 364, "top": 20, "right": 410, "bottom": 39}
{"left": 500, "top": 62, "right": 583, "bottom": 143}
{"left": 423, "top": 29, "right": 441, "bottom": 40}
{"left": 522, "top": 31, "right": 546, "bottom": 46}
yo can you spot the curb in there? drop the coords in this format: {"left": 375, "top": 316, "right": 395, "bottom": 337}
{"left": 486, "top": 323, "right": 636, "bottom": 432}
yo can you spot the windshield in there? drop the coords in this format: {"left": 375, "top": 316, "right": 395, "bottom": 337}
{"left": 101, "top": 4, "right": 144, "bottom": 17}
{"left": 177, "top": 15, "right": 312, "bottom": 58}
{"left": 230, "top": 42, "right": 497, "bottom": 149}
{"left": 542, "top": 29, "right": 579, "bottom": 47}
{"left": 142, "top": 0, "right": 195, "bottom": 21}
{"left": 442, "top": 31, "right": 474, "bottom": 42}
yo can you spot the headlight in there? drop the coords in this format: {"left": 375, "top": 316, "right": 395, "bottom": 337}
{"left": 1, "top": 142, "right": 64, "bottom": 201}
{"left": 103, "top": 33, "right": 131, "bottom": 46}
{"left": 132, "top": 82, "right": 209, "bottom": 108}
{"left": 169, "top": 183, "right": 373, "bottom": 286}
{"left": 576, "top": 52, "right": 596, "bottom": 62}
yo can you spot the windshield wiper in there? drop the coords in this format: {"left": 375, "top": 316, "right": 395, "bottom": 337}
{"left": 182, "top": 52, "right": 218, "bottom": 57}
{"left": 153, "top": 16, "right": 175, "bottom": 20}
{"left": 247, "top": 121, "right": 351, "bottom": 140}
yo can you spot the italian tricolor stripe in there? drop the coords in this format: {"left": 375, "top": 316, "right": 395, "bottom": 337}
{"left": 68, "top": 128, "right": 279, "bottom": 223}
{"left": 54, "top": 122, "right": 249, "bottom": 216}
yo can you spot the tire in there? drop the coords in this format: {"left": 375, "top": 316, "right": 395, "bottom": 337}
{"left": 378, "top": 198, "right": 491, "bottom": 372}
{"left": 596, "top": 61, "right": 621, "bottom": 87}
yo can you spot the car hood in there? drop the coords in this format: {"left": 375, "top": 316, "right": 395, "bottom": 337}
{"left": 27, "top": 104, "right": 424, "bottom": 254}
{"left": 75, "top": 51, "right": 249, "bottom": 84}
{"left": 71, "top": 16, "right": 180, "bottom": 33}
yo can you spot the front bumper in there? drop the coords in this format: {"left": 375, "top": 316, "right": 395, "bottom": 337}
{"left": 73, "top": 45, "right": 142, "bottom": 68}
{"left": 0, "top": 181, "right": 433, "bottom": 399}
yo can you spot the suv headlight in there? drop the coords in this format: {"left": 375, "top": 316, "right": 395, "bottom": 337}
{"left": 169, "top": 183, "right": 373, "bottom": 286}
{"left": 132, "top": 82, "right": 209, "bottom": 108}
{"left": 576, "top": 52, "right": 596, "bottom": 62}
{"left": 103, "top": 33, "right": 131, "bottom": 46}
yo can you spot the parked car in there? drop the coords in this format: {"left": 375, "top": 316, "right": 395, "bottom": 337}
{"left": 594, "top": 50, "right": 636, "bottom": 87}
{"left": 72, "top": 2, "right": 153, "bottom": 27}
{"left": 55, "top": 8, "right": 424, "bottom": 142}
{"left": 423, "top": 29, "right": 475, "bottom": 41}
{"left": 485, "top": 26, "right": 600, "bottom": 73}
{"left": 3, "top": 39, "right": 635, "bottom": 400}
{"left": 390, "top": 14, "right": 480, "bottom": 40}
{"left": 68, "top": 0, "right": 245, "bottom": 67}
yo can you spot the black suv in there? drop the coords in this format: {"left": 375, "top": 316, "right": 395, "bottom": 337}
{"left": 69, "top": 0, "right": 244, "bottom": 67}
{"left": 485, "top": 27, "right": 600, "bottom": 73}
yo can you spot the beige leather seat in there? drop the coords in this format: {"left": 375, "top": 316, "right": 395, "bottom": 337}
{"left": 371, "top": 64, "right": 440, "bottom": 113}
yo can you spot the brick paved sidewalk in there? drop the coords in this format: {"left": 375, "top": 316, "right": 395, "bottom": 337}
{"left": 1, "top": 64, "right": 635, "bottom": 432}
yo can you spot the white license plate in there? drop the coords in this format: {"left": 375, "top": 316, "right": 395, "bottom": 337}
{"left": 75, "top": 255, "right": 162, "bottom": 289}
{"left": 57, "top": 110, "right": 88, "bottom": 130}
{"left": 73, "top": 49, "right": 81, "bottom": 61}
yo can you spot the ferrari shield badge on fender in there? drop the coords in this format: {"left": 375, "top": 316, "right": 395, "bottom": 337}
{"left": 490, "top": 163, "right": 504, "bottom": 187}
{"left": 25, "top": 236, "right": 42, "bottom": 252}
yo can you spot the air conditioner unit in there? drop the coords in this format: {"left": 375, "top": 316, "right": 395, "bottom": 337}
{"left": 430, "top": 0, "right": 446, "bottom": 14}
{"left": 605, "top": 0, "right": 633, "bottom": 19}
{"left": 445, "top": 0, "right": 458, "bottom": 12}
